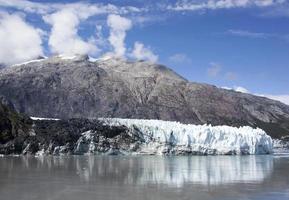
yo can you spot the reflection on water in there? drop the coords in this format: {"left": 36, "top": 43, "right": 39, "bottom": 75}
{"left": 137, "top": 156, "right": 273, "bottom": 186}
{"left": 0, "top": 155, "right": 289, "bottom": 200}
{"left": 1, "top": 156, "right": 273, "bottom": 186}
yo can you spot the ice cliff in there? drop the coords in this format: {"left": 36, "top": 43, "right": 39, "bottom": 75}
{"left": 100, "top": 118, "right": 273, "bottom": 155}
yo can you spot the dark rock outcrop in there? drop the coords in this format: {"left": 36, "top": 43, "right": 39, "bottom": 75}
{"left": 0, "top": 117, "right": 140, "bottom": 155}
{"left": 0, "top": 55, "right": 289, "bottom": 138}
{"left": 0, "top": 102, "right": 32, "bottom": 146}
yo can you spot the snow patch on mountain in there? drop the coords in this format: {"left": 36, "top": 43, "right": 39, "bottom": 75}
{"left": 31, "top": 117, "right": 60, "bottom": 121}
{"left": 101, "top": 118, "right": 273, "bottom": 155}
{"left": 88, "top": 56, "right": 98, "bottom": 62}
{"left": 12, "top": 57, "right": 47, "bottom": 66}
{"left": 57, "top": 54, "right": 77, "bottom": 60}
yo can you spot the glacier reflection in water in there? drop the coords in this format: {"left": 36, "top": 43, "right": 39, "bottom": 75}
{"left": 135, "top": 156, "right": 273, "bottom": 186}
{"left": 11, "top": 155, "right": 273, "bottom": 187}
{"left": 2, "top": 155, "right": 289, "bottom": 200}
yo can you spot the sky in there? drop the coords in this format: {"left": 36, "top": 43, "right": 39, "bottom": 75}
{"left": 0, "top": 0, "right": 289, "bottom": 104}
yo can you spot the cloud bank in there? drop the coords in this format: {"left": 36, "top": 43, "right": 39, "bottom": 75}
{"left": 0, "top": 0, "right": 149, "bottom": 63}
{"left": 0, "top": 1, "right": 158, "bottom": 63}
{"left": 0, "top": 12, "right": 43, "bottom": 65}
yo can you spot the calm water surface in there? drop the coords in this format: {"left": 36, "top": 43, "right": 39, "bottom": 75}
{"left": 0, "top": 155, "right": 289, "bottom": 200}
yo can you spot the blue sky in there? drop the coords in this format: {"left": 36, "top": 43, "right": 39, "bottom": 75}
{"left": 0, "top": 0, "right": 289, "bottom": 103}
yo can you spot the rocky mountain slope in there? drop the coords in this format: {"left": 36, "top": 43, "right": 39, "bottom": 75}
{"left": 0, "top": 55, "right": 289, "bottom": 138}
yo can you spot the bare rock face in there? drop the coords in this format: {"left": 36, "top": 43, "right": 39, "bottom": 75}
{"left": 0, "top": 102, "right": 32, "bottom": 153}
{"left": 0, "top": 55, "right": 289, "bottom": 138}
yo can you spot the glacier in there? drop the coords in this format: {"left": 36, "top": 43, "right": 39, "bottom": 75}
{"left": 100, "top": 118, "right": 273, "bottom": 155}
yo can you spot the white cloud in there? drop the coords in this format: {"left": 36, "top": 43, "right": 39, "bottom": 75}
{"left": 40, "top": 2, "right": 141, "bottom": 57}
{"left": 1, "top": 0, "right": 285, "bottom": 15}
{"left": 207, "top": 62, "right": 221, "bottom": 77}
{"left": 107, "top": 14, "right": 132, "bottom": 58}
{"left": 0, "top": 0, "right": 54, "bottom": 14}
{"left": 0, "top": 12, "right": 43, "bottom": 65}
{"left": 169, "top": 0, "right": 285, "bottom": 11}
{"left": 169, "top": 53, "right": 191, "bottom": 64}
{"left": 227, "top": 29, "right": 289, "bottom": 42}
{"left": 0, "top": 0, "right": 142, "bottom": 15}
{"left": 130, "top": 41, "right": 158, "bottom": 62}
{"left": 43, "top": 8, "right": 98, "bottom": 56}
{"left": 221, "top": 86, "right": 249, "bottom": 93}
{"left": 227, "top": 29, "right": 269, "bottom": 38}
{"left": 0, "top": 2, "right": 154, "bottom": 60}
{"left": 207, "top": 62, "right": 238, "bottom": 80}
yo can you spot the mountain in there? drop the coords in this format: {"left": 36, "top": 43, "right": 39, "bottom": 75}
{"left": 0, "top": 55, "right": 289, "bottom": 138}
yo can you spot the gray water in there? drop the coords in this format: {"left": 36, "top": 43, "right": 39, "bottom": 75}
{"left": 0, "top": 155, "right": 289, "bottom": 200}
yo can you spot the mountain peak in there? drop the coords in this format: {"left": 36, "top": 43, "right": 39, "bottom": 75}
{"left": 4, "top": 54, "right": 187, "bottom": 83}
